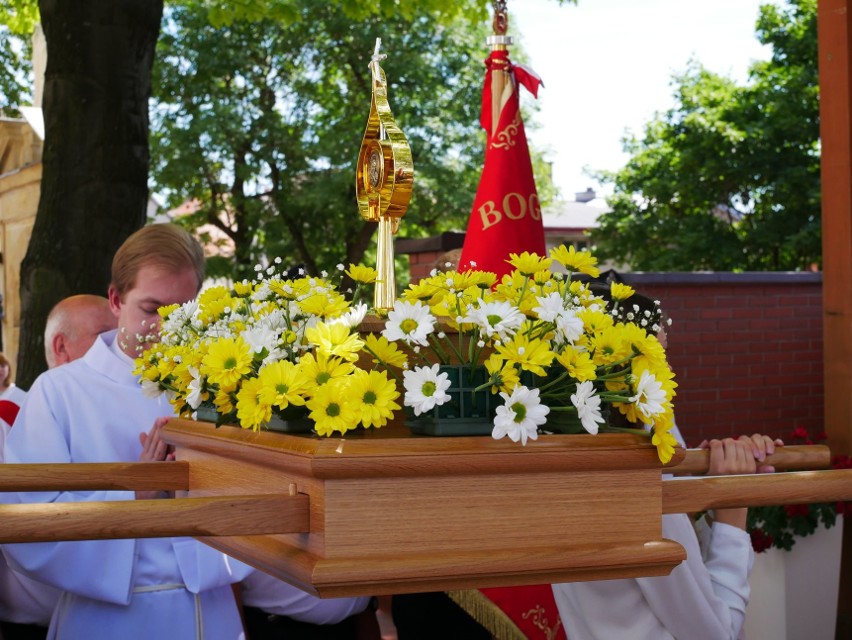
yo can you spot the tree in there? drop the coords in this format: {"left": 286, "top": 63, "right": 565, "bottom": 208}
{"left": 3, "top": 0, "right": 564, "bottom": 386}
{"left": 590, "top": 0, "right": 819, "bottom": 272}
{"left": 15, "top": 0, "right": 163, "bottom": 387}
{"left": 149, "top": 2, "right": 497, "bottom": 279}
{"left": 1, "top": 0, "right": 487, "bottom": 387}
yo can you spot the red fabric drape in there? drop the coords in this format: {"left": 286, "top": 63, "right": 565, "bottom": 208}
{"left": 459, "top": 50, "right": 546, "bottom": 280}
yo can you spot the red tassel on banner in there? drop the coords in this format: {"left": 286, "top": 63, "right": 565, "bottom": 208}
{"left": 459, "top": 50, "right": 546, "bottom": 279}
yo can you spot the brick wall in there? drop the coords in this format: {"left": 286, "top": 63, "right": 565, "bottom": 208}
{"left": 617, "top": 273, "right": 823, "bottom": 447}
{"left": 397, "top": 244, "right": 825, "bottom": 448}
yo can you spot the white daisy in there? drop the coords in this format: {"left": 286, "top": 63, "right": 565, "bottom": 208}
{"left": 630, "top": 370, "right": 667, "bottom": 419}
{"left": 140, "top": 376, "right": 163, "bottom": 400}
{"left": 463, "top": 300, "right": 525, "bottom": 339}
{"left": 492, "top": 386, "right": 549, "bottom": 445}
{"left": 402, "top": 364, "right": 451, "bottom": 416}
{"left": 185, "top": 366, "right": 205, "bottom": 410}
{"left": 329, "top": 302, "right": 368, "bottom": 329}
{"left": 242, "top": 323, "right": 280, "bottom": 354}
{"left": 533, "top": 292, "right": 565, "bottom": 323}
{"left": 383, "top": 300, "right": 436, "bottom": 346}
{"left": 554, "top": 309, "right": 584, "bottom": 344}
{"left": 570, "top": 380, "right": 606, "bottom": 434}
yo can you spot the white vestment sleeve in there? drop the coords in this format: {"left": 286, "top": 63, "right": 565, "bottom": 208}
{"left": 3, "top": 374, "right": 136, "bottom": 605}
{"left": 634, "top": 514, "right": 753, "bottom": 640}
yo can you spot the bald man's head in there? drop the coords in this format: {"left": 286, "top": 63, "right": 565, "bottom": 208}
{"left": 44, "top": 295, "right": 117, "bottom": 368}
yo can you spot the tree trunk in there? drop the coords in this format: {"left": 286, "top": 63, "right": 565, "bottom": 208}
{"left": 17, "top": 0, "right": 163, "bottom": 388}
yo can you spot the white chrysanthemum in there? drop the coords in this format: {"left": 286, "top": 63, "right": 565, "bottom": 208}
{"left": 251, "top": 282, "right": 272, "bottom": 302}
{"left": 402, "top": 364, "right": 451, "bottom": 416}
{"left": 186, "top": 366, "right": 205, "bottom": 410}
{"left": 329, "top": 302, "right": 368, "bottom": 329}
{"left": 383, "top": 300, "right": 436, "bottom": 346}
{"left": 492, "top": 386, "right": 549, "bottom": 446}
{"left": 555, "top": 309, "right": 585, "bottom": 344}
{"left": 533, "top": 292, "right": 565, "bottom": 323}
{"left": 630, "top": 370, "right": 667, "bottom": 419}
{"left": 464, "top": 300, "right": 525, "bottom": 339}
{"left": 570, "top": 380, "right": 606, "bottom": 434}
{"left": 242, "top": 323, "right": 280, "bottom": 354}
{"left": 140, "top": 377, "right": 162, "bottom": 400}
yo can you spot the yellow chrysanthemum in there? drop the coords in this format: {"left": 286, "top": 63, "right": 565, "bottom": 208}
{"left": 589, "top": 325, "right": 632, "bottom": 366}
{"left": 610, "top": 282, "right": 635, "bottom": 301}
{"left": 484, "top": 353, "right": 520, "bottom": 394}
{"left": 197, "top": 285, "right": 231, "bottom": 308}
{"left": 554, "top": 348, "right": 597, "bottom": 382}
{"left": 298, "top": 352, "right": 355, "bottom": 389}
{"left": 494, "top": 333, "right": 555, "bottom": 377}
{"left": 236, "top": 377, "right": 273, "bottom": 432}
{"left": 201, "top": 336, "right": 254, "bottom": 387}
{"left": 362, "top": 334, "right": 408, "bottom": 369}
{"left": 299, "top": 290, "right": 349, "bottom": 319}
{"left": 213, "top": 385, "right": 237, "bottom": 415}
{"left": 158, "top": 303, "right": 180, "bottom": 319}
{"left": 307, "top": 378, "right": 359, "bottom": 436}
{"left": 507, "top": 251, "right": 552, "bottom": 277}
{"left": 346, "top": 264, "right": 379, "bottom": 284}
{"left": 257, "top": 360, "right": 310, "bottom": 409}
{"left": 651, "top": 421, "right": 678, "bottom": 464}
{"left": 549, "top": 245, "right": 600, "bottom": 278}
{"left": 577, "top": 308, "right": 614, "bottom": 336}
{"left": 233, "top": 280, "right": 254, "bottom": 296}
{"left": 622, "top": 325, "right": 667, "bottom": 373}
{"left": 347, "top": 368, "right": 401, "bottom": 428}
{"left": 305, "top": 322, "right": 364, "bottom": 362}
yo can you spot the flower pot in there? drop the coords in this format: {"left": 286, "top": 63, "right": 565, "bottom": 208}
{"left": 407, "top": 365, "right": 496, "bottom": 436}
{"left": 195, "top": 404, "right": 313, "bottom": 434}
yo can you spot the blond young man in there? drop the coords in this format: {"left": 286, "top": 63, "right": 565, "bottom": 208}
{"left": 3, "top": 224, "right": 253, "bottom": 640}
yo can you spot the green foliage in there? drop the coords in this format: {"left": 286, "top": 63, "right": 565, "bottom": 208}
{"left": 0, "top": 24, "right": 31, "bottom": 116}
{"left": 149, "top": 1, "right": 510, "bottom": 279}
{"left": 0, "top": 0, "right": 39, "bottom": 33}
{"left": 591, "top": 0, "right": 820, "bottom": 271}
{"left": 203, "top": 0, "right": 484, "bottom": 27}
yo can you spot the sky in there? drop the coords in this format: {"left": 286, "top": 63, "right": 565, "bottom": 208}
{"left": 509, "top": 0, "right": 773, "bottom": 201}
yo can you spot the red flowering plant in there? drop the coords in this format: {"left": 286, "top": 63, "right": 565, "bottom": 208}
{"left": 747, "top": 427, "right": 852, "bottom": 552}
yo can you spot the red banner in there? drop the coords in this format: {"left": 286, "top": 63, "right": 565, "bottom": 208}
{"left": 459, "top": 50, "right": 546, "bottom": 279}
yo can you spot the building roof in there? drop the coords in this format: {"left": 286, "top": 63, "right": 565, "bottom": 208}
{"left": 541, "top": 195, "right": 610, "bottom": 232}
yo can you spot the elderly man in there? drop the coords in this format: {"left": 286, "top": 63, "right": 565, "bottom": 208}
{"left": 44, "top": 294, "right": 118, "bottom": 369}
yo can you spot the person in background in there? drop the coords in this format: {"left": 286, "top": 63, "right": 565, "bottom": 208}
{"left": 43, "top": 294, "right": 117, "bottom": 369}
{"left": 551, "top": 284, "right": 783, "bottom": 640}
{"left": 2, "top": 224, "right": 253, "bottom": 640}
{"left": 0, "top": 354, "right": 28, "bottom": 428}
{"left": 0, "top": 294, "right": 118, "bottom": 640}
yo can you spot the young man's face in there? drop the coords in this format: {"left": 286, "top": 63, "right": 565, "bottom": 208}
{"left": 108, "top": 263, "right": 199, "bottom": 357}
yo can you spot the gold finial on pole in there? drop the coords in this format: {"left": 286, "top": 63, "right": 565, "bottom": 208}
{"left": 486, "top": 2, "right": 513, "bottom": 139}
{"left": 356, "top": 38, "right": 414, "bottom": 310}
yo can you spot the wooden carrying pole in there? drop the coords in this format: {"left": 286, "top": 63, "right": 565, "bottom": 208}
{"left": 663, "top": 469, "right": 852, "bottom": 514}
{"left": 0, "top": 461, "right": 190, "bottom": 491}
{"left": 0, "top": 495, "right": 309, "bottom": 543}
{"left": 669, "top": 444, "right": 831, "bottom": 475}
{"left": 0, "top": 444, "right": 845, "bottom": 545}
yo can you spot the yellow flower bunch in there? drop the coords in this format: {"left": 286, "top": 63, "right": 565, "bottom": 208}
{"left": 135, "top": 262, "right": 399, "bottom": 436}
{"left": 371, "top": 245, "right": 678, "bottom": 462}
{"left": 136, "top": 245, "right": 678, "bottom": 463}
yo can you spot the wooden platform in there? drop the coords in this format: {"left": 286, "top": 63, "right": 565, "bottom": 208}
{"left": 162, "top": 419, "right": 687, "bottom": 597}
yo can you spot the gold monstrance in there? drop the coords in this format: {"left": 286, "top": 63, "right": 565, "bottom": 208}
{"left": 356, "top": 38, "right": 414, "bottom": 310}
